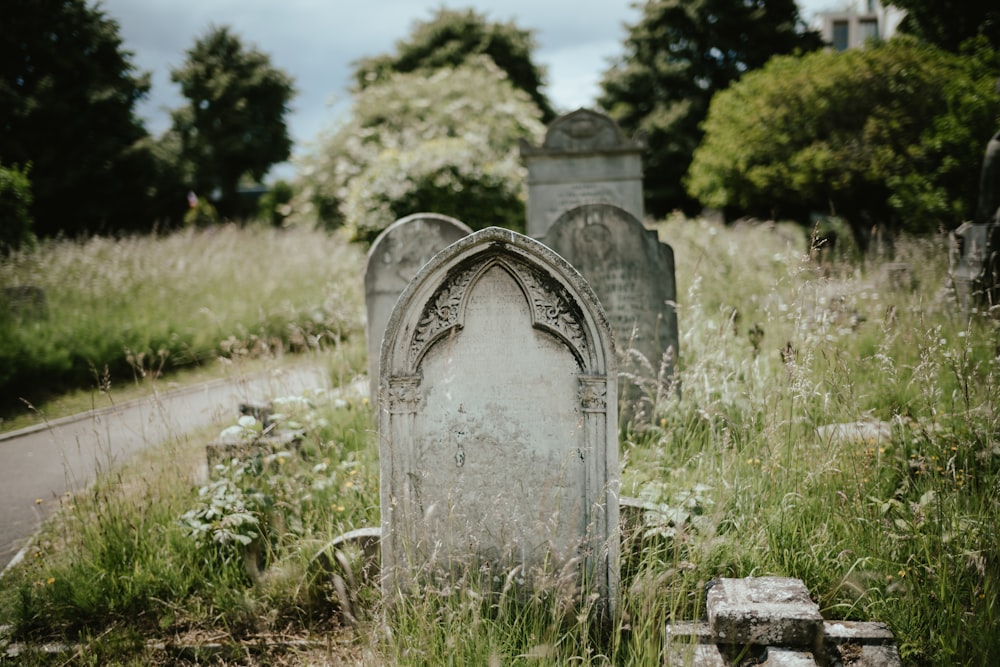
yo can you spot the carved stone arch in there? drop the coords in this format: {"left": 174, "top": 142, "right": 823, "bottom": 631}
{"left": 382, "top": 227, "right": 613, "bottom": 377}
{"left": 404, "top": 253, "right": 594, "bottom": 371}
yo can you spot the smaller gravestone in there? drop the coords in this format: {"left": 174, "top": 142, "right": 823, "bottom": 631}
{"left": 949, "top": 221, "right": 1000, "bottom": 314}
{"left": 364, "top": 213, "right": 472, "bottom": 401}
{"left": 520, "top": 108, "right": 645, "bottom": 239}
{"left": 379, "top": 227, "right": 619, "bottom": 616}
{"left": 544, "top": 204, "right": 679, "bottom": 410}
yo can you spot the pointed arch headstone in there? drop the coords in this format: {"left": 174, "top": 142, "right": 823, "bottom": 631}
{"left": 378, "top": 227, "right": 619, "bottom": 613}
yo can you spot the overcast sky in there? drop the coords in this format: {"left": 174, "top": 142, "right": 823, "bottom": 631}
{"left": 101, "top": 0, "right": 839, "bottom": 169}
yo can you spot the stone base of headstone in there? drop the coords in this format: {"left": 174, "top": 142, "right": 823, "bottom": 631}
{"left": 666, "top": 578, "right": 901, "bottom": 666}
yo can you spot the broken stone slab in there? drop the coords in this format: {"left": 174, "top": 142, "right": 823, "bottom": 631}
{"left": 816, "top": 421, "right": 892, "bottom": 446}
{"left": 707, "top": 577, "right": 823, "bottom": 648}
{"left": 823, "top": 621, "right": 901, "bottom": 667}
{"left": 761, "top": 647, "right": 818, "bottom": 666}
{"left": 662, "top": 642, "right": 728, "bottom": 667}
{"left": 205, "top": 429, "right": 304, "bottom": 467}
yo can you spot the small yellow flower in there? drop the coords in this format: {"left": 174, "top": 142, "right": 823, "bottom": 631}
{"left": 336, "top": 505, "right": 345, "bottom": 512}
{"left": 34, "top": 498, "right": 44, "bottom": 505}
{"left": 46, "top": 577, "right": 55, "bottom": 585}
{"left": 345, "top": 481, "right": 353, "bottom": 489}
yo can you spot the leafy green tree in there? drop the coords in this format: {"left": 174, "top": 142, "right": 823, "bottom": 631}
{"left": 0, "top": 0, "right": 159, "bottom": 236}
{"left": 170, "top": 26, "right": 295, "bottom": 217}
{"left": 0, "top": 163, "right": 34, "bottom": 254}
{"left": 598, "top": 0, "right": 822, "bottom": 218}
{"left": 687, "top": 37, "right": 1000, "bottom": 247}
{"left": 353, "top": 7, "right": 555, "bottom": 122}
{"left": 296, "top": 57, "right": 545, "bottom": 242}
{"left": 885, "top": 0, "right": 999, "bottom": 52}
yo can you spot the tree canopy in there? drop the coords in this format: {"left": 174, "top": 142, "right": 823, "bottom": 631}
{"left": 598, "top": 0, "right": 822, "bottom": 218}
{"left": 169, "top": 26, "right": 295, "bottom": 217}
{"left": 0, "top": 0, "right": 158, "bottom": 236}
{"left": 296, "top": 56, "right": 545, "bottom": 242}
{"left": 886, "top": 0, "right": 999, "bottom": 52}
{"left": 687, "top": 37, "right": 1000, "bottom": 247}
{"left": 352, "top": 7, "right": 555, "bottom": 122}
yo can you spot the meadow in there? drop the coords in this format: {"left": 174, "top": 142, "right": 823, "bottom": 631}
{"left": 0, "top": 218, "right": 997, "bottom": 665}
{"left": 0, "top": 224, "right": 365, "bottom": 424}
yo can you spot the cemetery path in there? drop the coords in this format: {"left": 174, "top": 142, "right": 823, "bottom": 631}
{"left": 0, "top": 359, "right": 332, "bottom": 572}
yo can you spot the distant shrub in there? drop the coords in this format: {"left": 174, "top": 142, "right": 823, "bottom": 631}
{"left": 295, "top": 56, "right": 544, "bottom": 242}
{"left": 183, "top": 197, "right": 220, "bottom": 227}
{"left": 257, "top": 180, "right": 294, "bottom": 227}
{"left": 0, "top": 163, "right": 35, "bottom": 254}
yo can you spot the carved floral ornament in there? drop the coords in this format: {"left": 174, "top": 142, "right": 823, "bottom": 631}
{"left": 406, "top": 253, "right": 590, "bottom": 368}
{"left": 386, "top": 375, "right": 421, "bottom": 414}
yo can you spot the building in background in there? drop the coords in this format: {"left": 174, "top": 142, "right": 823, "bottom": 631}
{"left": 817, "top": 0, "right": 904, "bottom": 50}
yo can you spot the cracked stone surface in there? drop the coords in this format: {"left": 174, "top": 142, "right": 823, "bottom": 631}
{"left": 707, "top": 577, "right": 823, "bottom": 648}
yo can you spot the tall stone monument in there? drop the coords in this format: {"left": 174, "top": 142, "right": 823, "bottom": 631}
{"left": 364, "top": 213, "right": 472, "bottom": 401}
{"left": 544, "top": 204, "right": 679, "bottom": 398}
{"left": 379, "top": 227, "right": 619, "bottom": 615}
{"left": 520, "top": 108, "right": 645, "bottom": 239}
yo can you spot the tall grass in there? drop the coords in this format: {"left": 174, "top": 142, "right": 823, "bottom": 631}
{"left": 1, "top": 218, "right": 997, "bottom": 665}
{"left": 0, "top": 224, "right": 365, "bottom": 415}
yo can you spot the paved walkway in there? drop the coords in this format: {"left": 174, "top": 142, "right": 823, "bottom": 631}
{"left": 0, "top": 360, "right": 332, "bottom": 570}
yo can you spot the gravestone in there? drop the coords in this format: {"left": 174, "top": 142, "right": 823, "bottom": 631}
{"left": 379, "top": 227, "right": 619, "bottom": 614}
{"left": 520, "top": 108, "right": 645, "bottom": 239}
{"left": 364, "top": 213, "right": 472, "bottom": 401}
{"left": 544, "top": 204, "right": 679, "bottom": 402}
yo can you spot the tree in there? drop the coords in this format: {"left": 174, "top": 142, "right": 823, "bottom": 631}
{"left": 885, "top": 0, "right": 999, "bottom": 52}
{"left": 598, "top": 0, "right": 822, "bottom": 218}
{"left": 352, "top": 8, "right": 555, "bottom": 122}
{"left": 0, "top": 0, "right": 159, "bottom": 237}
{"left": 170, "top": 26, "right": 295, "bottom": 217}
{"left": 687, "top": 37, "right": 1000, "bottom": 248}
{"left": 296, "top": 57, "right": 545, "bottom": 242}
{"left": 0, "top": 163, "right": 34, "bottom": 254}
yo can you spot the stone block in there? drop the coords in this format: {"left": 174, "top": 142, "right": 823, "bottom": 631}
{"left": 761, "top": 647, "right": 818, "bottom": 666}
{"left": 707, "top": 577, "right": 823, "bottom": 648}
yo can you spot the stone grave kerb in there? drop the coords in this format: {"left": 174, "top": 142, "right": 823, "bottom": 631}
{"left": 378, "top": 226, "right": 620, "bottom": 614}
{"left": 364, "top": 213, "right": 473, "bottom": 404}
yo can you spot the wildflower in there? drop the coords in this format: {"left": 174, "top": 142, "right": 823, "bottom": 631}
{"left": 46, "top": 577, "right": 55, "bottom": 585}
{"left": 34, "top": 498, "right": 43, "bottom": 505}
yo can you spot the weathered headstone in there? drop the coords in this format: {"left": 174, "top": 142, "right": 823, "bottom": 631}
{"left": 364, "top": 213, "right": 472, "bottom": 401}
{"left": 379, "top": 227, "right": 619, "bottom": 614}
{"left": 544, "top": 204, "right": 679, "bottom": 403}
{"left": 520, "top": 108, "right": 645, "bottom": 239}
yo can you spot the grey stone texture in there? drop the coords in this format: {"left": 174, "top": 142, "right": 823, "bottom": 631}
{"left": 520, "top": 108, "right": 645, "bottom": 239}
{"left": 707, "top": 577, "right": 823, "bottom": 648}
{"left": 378, "top": 227, "right": 619, "bottom": 612}
{"left": 364, "top": 213, "right": 472, "bottom": 401}
{"left": 543, "top": 203, "right": 679, "bottom": 394}
{"left": 667, "top": 579, "right": 901, "bottom": 666}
